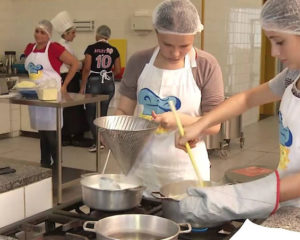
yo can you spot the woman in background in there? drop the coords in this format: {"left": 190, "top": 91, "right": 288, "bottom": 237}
{"left": 52, "top": 11, "right": 88, "bottom": 147}
{"left": 24, "top": 20, "right": 78, "bottom": 168}
{"left": 80, "top": 25, "right": 121, "bottom": 152}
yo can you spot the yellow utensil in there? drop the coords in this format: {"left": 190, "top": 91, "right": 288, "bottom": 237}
{"left": 168, "top": 101, "right": 204, "bottom": 187}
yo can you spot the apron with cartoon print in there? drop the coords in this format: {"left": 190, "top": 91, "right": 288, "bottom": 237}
{"left": 131, "top": 47, "right": 210, "bottom": 196}
{"left": 25, "top": 41, "right": 62, "bottom": 130}
{"left": 278, "top": 76, "right": 300, "bottom": 207}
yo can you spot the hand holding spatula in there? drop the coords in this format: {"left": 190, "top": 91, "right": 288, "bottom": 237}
{"left": 168, "top": 101, "right": 204, "bottom": 187}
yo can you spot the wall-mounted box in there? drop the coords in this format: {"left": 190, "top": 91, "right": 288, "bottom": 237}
{"left": 74, "top": 20, "right": 94, "bottom": 32}
{"left": 131, "top": 16, "right": 153, "bottom": 31}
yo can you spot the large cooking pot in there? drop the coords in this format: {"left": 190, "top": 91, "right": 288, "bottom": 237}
{"left": 83, "top": 214, "right": 191, "bottom": 240}
{"left": 80, "top": 174, "right": 145, "bottom": 211}
{"left": 152, "top": 180, "right": 224, "bottom": 228}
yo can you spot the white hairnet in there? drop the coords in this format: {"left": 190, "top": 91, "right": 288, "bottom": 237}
{"left": 37, "top": 20, "right": 52, "bottom": 37}
{"left": 152, "top": 0, "right": 203, "bottom": 35}
{"left": 261, "top": 0, "right": 300, "bottom": 35}
{"left": 96, "top": 25, "right": 111, "bottom": 39}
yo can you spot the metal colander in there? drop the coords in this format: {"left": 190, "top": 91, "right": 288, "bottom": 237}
{"left": 94, "top": 115, "right": 158, "bottom": 174}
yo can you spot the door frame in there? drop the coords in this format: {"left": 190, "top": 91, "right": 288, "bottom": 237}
{"left": 259, "top": 0, "right": 277, "bottom": 117}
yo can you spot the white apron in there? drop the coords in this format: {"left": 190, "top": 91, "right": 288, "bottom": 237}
{"left": 278, "top": 75, "right": 300, "bottom": 207}
{"left": 25, "top": 41, "right": 62, "bottom": 130}
{"left": 131, "top": 47, "right": 210, "bottom": 195}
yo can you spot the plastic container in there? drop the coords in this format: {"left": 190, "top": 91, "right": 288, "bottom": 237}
{"left": 11, "top": 63, "right": 27, "bottom": 74}
{"left": 17, "top": 88, "right": 38, "bottom": 99}
{"left": 37, "top": 88, "right": 58, "bottom": 101}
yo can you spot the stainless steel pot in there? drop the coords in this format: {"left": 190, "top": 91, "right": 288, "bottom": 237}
{"left": 83, "top": 214, "right": 191, "bottom": 240}
{"left": 4, "top": 51, "right": 16, "bottom": 75}
{"left": 222, "top": 96, "right": 243, "bottom": 141}
{"left": 152, "top": 180, "right": 223, "bottom": 228}
{"left": 204, "top": 132, "right": 222, "bottom": 150}
{"left": 80, "top": 174, "right": 145, "bottom": 211}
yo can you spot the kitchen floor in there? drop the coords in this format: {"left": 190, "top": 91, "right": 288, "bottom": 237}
{"left": 0, "top": 115, "right": 279, "bottom": 202}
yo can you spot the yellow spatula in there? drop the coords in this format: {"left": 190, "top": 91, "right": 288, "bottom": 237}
{"left": 168, "top": 101, "right": 204, "bottom": 187}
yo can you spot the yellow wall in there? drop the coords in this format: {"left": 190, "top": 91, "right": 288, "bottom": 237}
{"left": 109, "top": 39, "right": 127, "bottom": 68}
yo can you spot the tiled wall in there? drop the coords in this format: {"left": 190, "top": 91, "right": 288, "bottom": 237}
{"left": 204, "top": 0, "right": 262, "bottom": 127}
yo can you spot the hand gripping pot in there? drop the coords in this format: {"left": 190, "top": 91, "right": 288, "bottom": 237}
{"left": 83, "top": 214, "right": 192, "bottom": 240}
{"left": 94, "top": 116, "right": 158, "bottom": 174}
{"left": 80, "top": 174, "right": 145, "bottom": 211}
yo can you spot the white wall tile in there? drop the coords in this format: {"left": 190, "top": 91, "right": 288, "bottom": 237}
{"left": 204, "top": 0, "right": 262, "bottom": 126}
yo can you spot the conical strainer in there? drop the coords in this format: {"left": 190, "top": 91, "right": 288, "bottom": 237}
{"left": 94, "top": 115, "right": 158, "bottom": 174}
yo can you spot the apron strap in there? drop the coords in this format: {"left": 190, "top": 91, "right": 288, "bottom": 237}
{"left": 89, "top": 70, "right": 113, "bottom": 83}
{"left": 45, "top": 41, "right": 51, "bottom": 53}
{"left": 184, "top": 52, "right": 191, "bottom": 68}
{"left": 149, "top": 47, "right": 160, "bottom": 65}
{"left": 32, "top": 41, "right": 51, "bottom": 52}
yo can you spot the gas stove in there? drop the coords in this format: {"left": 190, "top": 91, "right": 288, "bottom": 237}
{"left": 0, "top": 197, "right": 246, "bottom": 240}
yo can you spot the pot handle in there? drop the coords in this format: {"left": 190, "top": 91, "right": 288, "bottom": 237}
{"left": 128, "top": 186, "right": 146, "bottom": 192}
{"left": 178, "top": 223, "right": 192, "bottom": 234}
{"left": 83, "top": 221, "right": 97, "bottom": 232}
{"left": 80, "top": 172, "right": 98, "bottom": 178}
{"left": 151, "top": 191, "right": 167, "bottom": 199}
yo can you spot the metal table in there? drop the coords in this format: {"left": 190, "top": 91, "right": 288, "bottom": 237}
{"left": 10, "top": 92, "right": 108, "bottom": 204}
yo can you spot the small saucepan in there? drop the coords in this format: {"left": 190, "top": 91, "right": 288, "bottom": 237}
{"left": 80, "top": 173, "right": 145, "bottom": 211}
{"left": 83, "top": 214, "right": 191, "bottom": 240}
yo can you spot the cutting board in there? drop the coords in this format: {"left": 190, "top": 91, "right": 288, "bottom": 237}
{"left": 225, "top": 165, "right": 274, "bottom": 183}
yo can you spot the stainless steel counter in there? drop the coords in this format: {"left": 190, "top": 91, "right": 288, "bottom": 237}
{"left": 9, "top": 92, "right": 108, "bottom": 204}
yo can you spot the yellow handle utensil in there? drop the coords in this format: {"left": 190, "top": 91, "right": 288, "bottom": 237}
{"left": 168, "top": 101, "right": 204, "bottom": 187}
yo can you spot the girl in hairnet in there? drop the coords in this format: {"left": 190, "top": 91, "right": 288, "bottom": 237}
{"left": 24, "top": 20, "right": 78, "bottom": 168}
{"left": 80, "top": 25, "right": 121, "bottom": 152}
{"left": 52, "top": 11, "right": 88, "bottom": 146}
{"left": 115, "top": 0, "right": 224, "bottom": 197}
{"left": 175, "top": 0, "right": 300, "bottom": 227}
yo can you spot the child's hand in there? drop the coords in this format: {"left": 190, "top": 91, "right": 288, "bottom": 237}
{"left": 175, "top": 124, "right": 203, "bottom": 151}
{"left": 151, "top": 111, "right": 178, "bottom": 130}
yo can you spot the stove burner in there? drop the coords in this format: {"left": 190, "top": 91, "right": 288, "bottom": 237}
{"left": 191, "top": 227, "right": 208, "bottom": 232}
{"left": 0, "top": 198, "right": 162, "bottom": 240}
{"left": 41, "top": 233, "right": 89, "bottom": 240}
{"left": 88, "top": 198, "right": 162, "bottom": 220}
{"left": 41, "top": 236, "right": 67, "bottom": 240}
{"left": 0, "top": 197, "right": 246, "bottom": 240}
